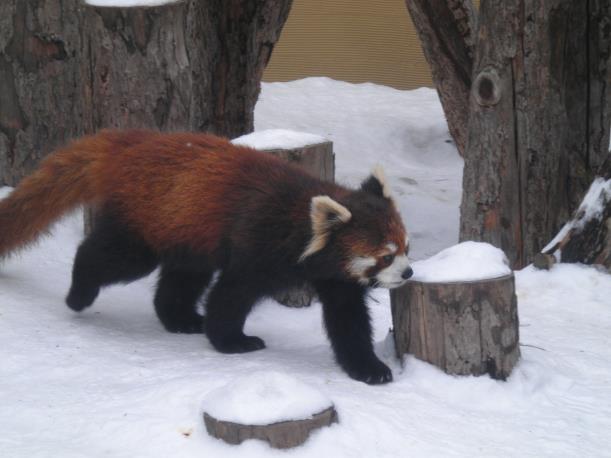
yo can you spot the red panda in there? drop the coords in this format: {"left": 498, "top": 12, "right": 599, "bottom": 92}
{"left": 0, "top": 130, "right": 412, "bottom": 384}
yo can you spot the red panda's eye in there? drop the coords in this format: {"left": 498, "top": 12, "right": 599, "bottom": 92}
{"left": 382, "top": 254, "right": 394, "bottom": 265}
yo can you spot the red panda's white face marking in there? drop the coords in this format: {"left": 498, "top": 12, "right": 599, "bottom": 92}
{"left": 342, "top": 166, "right": 411, "bottom": 288}
{"left": 300, "top": 167, "right": 411, "bottom": 289}
{"left": 347, "top": 238, "right": 412, "bottom": 288}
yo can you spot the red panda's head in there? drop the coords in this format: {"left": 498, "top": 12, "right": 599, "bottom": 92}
{"left": 300, "top": 166, "right": 411, "bottom": 289}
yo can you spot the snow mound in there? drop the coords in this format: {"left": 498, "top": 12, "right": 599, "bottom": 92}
{"left": 411, "top": 241, "right": 511, "bottom": 282}
{"left": 232, "top": 129, "right": 328, "bottom": 150}
{"left": 201, "top": 371, "right": 333, "bottom": 426}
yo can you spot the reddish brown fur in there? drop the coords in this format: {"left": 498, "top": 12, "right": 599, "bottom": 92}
{"left": 0, "top": 130, "right": 343, "bottom": 258}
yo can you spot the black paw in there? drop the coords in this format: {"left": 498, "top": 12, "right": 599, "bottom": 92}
{"left": 345, "top": 358, "right": 393, "bottom": 385}
{"left": 66, "top": 285, "right": 100, "bottom": 311}
{"left": 162, "top": 318, "right": 204, "bottom": 334}
{"left": 209, "top": 334, "right": 266, "bottom": 354}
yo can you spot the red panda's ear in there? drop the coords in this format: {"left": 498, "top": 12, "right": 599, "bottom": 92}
{"left": 299, "top": 196, "right": 352, "bottom": 262}
{"left": 361, "top": 165, "right": 393, "bottom": 200}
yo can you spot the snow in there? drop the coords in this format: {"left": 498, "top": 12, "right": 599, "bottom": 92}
{"left": 543, "top": 177, "right": 611, "bottom": 254}
{"left": 84, "top": 0, "right": 180, "bottom": 7}
{"left": 201, "top": 372, "right": 332, "bottom": 425}
{"left": 232, "top": 129, "right": 328, "bottom": 151}
{"left": 410, "top": 241, "right": 511, "bottom": 283}
{"left": 2, "top": 78, "right": 611, "bottom": 457}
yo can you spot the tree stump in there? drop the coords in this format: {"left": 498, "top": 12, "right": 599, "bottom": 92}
{"left": 267, "top": 140, "right": 333, "bottom": 308}
{"left": 203, "top": 406, "right": 338, "bottom": 449}
{"left": 233, "top": 130, "right": 334, "bottom": 307}
{"left": 390, "top": 274, "right": 520, "bottom": 380}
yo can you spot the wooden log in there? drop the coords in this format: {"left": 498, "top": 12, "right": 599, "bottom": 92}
{"left": 539, "top": 176, "right": 611, "bottom": 270}
{"left": 390, "top": 274, "right": 520, "bottom": 380}
{"left": 203, "top": 406, "right": 338, "bottom": 449}
{"left": 263, "top": 139, "right": 334, "bottom": 307}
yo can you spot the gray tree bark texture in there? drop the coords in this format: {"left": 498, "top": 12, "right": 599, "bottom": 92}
{"left": 0, "top": 0, "right": 293, "bottom": 186}
{"left": 265, "top": 140, "right": 334, "bottom": 307}
{"left": 203, "top": 406, "right": 338, "bottom": 449}
{"left": 390, "top": 274, "right": 520, "bottom": 380}
{"left": 0, "top": 0, "right": 85, "bottom": 186}
{"left": 404, "top": 0, "right": 478, "bottom": 156}
{"left": 459, "top": 0, "right": 611, "bottom": 269}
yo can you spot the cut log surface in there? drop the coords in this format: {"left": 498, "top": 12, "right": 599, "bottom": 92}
{"left": 390, "top": 274, "right": 520, "bottom": 380}
{"left": 203, "top": 406, "right": 338, "bottom": 449}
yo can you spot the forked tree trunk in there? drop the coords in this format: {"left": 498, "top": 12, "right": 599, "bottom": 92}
{"left": 404, "top": 0, "right": 478, "bottom": 156}
{"left": 1, "top": 0, "right": 294, "bottom": 186}
{"left": 459, "top": 0, "right": 611, "bottom": 268}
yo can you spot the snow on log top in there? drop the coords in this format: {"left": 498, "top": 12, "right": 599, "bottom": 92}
{"left": 232, "top": 129, "right": 328, "bottom": 150}
{"left": 201, "top": 371, "right": 333, "bottom": 426}
{"left": 410, "top": 241, "right": 512, "bottom": 283}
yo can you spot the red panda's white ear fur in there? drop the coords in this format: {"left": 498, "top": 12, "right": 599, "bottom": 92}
{"left": 371, "top": 165, "right": 394, "bottom": 200}
{"left": 299, "top": 196, "right": 352, "bottom": 261}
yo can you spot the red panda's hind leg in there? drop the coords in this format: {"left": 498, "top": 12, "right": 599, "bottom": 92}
{"left": 153, "top": 263, "right": 213, "bottom": 334}
{"left": 66, "top": 211, "right": 158, "bottom": 311}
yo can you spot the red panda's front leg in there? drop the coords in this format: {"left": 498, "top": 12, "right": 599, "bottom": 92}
{"left": 204, "top": 272, "right": 266, "bottom": 354}
{"left": 314, "top": 279, "right": 393, "bottom": 384}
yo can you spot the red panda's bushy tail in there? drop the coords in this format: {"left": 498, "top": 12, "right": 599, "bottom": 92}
{"left": 0, "top": 130, "right": 148, "bottom": 258}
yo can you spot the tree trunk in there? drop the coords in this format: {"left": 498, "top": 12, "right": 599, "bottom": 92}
{"left": 1, "top": 0, "right": 294, "bottom": 186}
{"left": 81, "top": 0, "right": 293, "bottom": 138}
{"left": 404, "top": 0, "right": 477, "bottom": 156}
{"left": 390, "top": 274, "right": 520, "bottom": 380}
{"left": 0, "top": 0, "right": 85, "bottom": 186}
{"left": 460, "top": 0, "right": 611, "bottom": 268}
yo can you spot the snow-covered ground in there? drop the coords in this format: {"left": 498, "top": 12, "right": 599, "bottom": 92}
{"left": 1, "top": 78, "right": 611, "bottom": 457}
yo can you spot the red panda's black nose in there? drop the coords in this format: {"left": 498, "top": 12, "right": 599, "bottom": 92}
{"left": 401, "top": 267, "right": 413, "bottom": 280}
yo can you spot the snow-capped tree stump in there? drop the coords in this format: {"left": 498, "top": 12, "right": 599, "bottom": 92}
{"left": 203, "top": 406, "right": 338, "bottom": 449}
{"left": 233, "top": 130, "right": 334, "bottom": 307}
{"left": 201, "top": 371, "right": 337, "bottom": 449}
{"left": 390, "top": 274, "right": 520, "bottom": 380}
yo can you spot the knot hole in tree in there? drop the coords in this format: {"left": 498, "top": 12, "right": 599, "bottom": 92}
{"left": 473, "top": 68, "right": 501, "bottom": 106}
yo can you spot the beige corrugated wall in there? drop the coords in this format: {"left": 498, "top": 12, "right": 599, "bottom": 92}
{"left": 264, "top": 0, "right": 477, "bottom": 90}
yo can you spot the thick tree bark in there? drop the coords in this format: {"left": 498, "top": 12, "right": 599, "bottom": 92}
{"left": 0, "top": 0, "right": 85, "bottom": 186}
{"left": 81, "top": 0, "right": 292, "bottom": 138}
{"left": 404, "top": 0, "right": 477, "bottom": 156}
{"left": 1, "top": 0, "right": 293, "bottom": 186}
{"left": 460, "top": 0, "right": 611, "bottom": 268}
